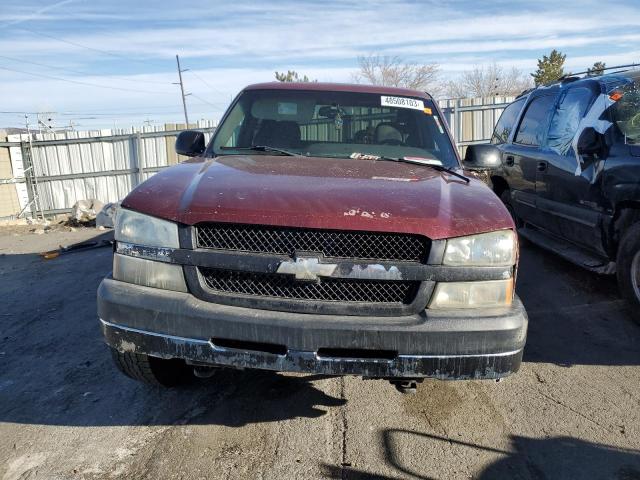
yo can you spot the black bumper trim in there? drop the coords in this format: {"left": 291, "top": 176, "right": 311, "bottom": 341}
{"left": 115, "top": 241, "right": 514, "bottom": 316}
{"left": 101, "top": 320, "right": 523, "bottom": 380}
{"left": 115, "top": 241, "right": 515, "bottom": 283}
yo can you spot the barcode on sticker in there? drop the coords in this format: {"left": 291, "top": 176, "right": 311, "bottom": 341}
{"left": 381, "top": 96, "right": 425, "bottom": 111}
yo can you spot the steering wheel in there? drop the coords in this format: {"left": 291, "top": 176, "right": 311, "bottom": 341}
{"left": 630, "top": 112, "right": 640, "bottom": 127}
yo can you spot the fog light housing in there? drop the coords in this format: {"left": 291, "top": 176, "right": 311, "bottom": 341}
{"left": 428, "top": 279, "right": 514, "bottom": 309}
{"left": 113, "top": 253, "right": 187, "bottom": 292}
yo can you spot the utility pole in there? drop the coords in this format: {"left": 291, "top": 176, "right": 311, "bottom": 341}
{"left": 37, "top": 112, "right": 55, "bottom": 133}
{"left": 174, "top": 54, "right": 190, "bottom": 127}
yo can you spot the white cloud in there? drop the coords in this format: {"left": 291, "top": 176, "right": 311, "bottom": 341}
{"left": 0, "top": 66, "right": 357, "bottom": 129}
{"left": 1, "top": 0, "right": 639, "bottom": 128}
{"left": 2, "top": 1, "right": 639, "bottom": 62}
{"left": 390, "top": 33, "right": 640, "bottom": 58}
{"left": 0, "top": 0, "right": 76, "bottom": 28}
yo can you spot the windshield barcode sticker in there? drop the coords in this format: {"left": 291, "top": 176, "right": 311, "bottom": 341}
{"left": 381, "top": 96, "right": 424, "bottom": 111}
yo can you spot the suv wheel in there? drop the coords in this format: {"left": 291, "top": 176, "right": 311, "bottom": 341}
{"left": 617, "top": 222, "right": 640, "bottom": 323}
{"left": 110, "top": 347, "right": 192, "bottom": 387}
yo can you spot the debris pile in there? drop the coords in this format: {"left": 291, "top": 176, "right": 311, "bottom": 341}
{"left": 70, "top": 199, "right": 105, "bottom": 225}
{"left": 96, "top": 202, "right": 119, "bottom": 229}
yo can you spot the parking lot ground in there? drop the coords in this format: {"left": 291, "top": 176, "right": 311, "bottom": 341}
{"left": 0, "top": 228, "right": 639, "bottom": 480}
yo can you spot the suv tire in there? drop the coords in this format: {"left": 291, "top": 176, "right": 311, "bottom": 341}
{"left": 110, "top": 347, "right": 192, "bottom": 387}
{"left": 616, "top": 222, "right": 640, "bottom": 323}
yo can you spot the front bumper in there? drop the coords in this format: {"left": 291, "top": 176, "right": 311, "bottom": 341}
{"left": 98, "top": 278, "right": 528, "bottom": 380}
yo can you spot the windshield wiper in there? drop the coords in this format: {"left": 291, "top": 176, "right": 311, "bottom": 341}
{"left": 351, "top": 153, "right": 470, "bottom": 183}
{"left": 220, "top": 145, "right": 303, "bottom": 157}
{"left": 402, "top": 158, "right": 470, "bottom": 183}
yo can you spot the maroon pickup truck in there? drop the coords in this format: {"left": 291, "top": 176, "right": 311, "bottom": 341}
{"left": 98, "top": 82, "right": 527, "bottom": 392}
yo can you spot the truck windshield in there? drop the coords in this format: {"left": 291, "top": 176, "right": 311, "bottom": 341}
{"left": 612, "top": 78, "right": 640, "bottom": 145}
{"left": 211, "top": 89, "right": 458, "bottom": 167}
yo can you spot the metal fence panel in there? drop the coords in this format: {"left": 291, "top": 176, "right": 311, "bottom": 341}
{"left": 437, "top": 96, "right": 515, "bottom": 155}
{"left": 4, "top": 121, "right": 215, "bottom": 216}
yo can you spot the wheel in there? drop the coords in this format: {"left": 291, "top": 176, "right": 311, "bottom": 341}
{"left": 110, "top": 347, "right": 192, "bottom": 387}
{"left": 500, "top": 190, "right": 523, "bottom": 229}
{"left": 616, "top": 222, "right": 640, "bottom": 323}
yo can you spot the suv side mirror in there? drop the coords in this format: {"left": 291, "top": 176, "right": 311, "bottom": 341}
{"left": 462, "top": 144, "right": 502, "bottom": 170}
{"left": 175, "top": 130, "right": 206, "bottom": 157}
{"left": 576, "top": 127, "right": 604, "bottom": 156}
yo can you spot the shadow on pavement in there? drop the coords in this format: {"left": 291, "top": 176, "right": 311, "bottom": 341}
{"left": 517, "top": 241, "right": 640, "bottom": 367}
{"left": 322, "top": 429, "right": 640, "bottom": 479}
{"left": 321, "top": 463, "right": 405, "bottom": 480}
{"left": 0, "top": 231, "right": 344, "bottom": 428}
{"left": 1, "top": 233, "right": 638, "bottom": 429}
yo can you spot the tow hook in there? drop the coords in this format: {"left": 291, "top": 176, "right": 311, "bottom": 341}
{"left": 390, "top": 378, "right": 423, "bottom": 394}
{"left": 193, "top": 366, "right": 218, "bottom": 378}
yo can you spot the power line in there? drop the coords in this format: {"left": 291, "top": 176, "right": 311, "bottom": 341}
{"left": 188, "top": 70, "right": 229, "bottom": 98}
{"left": 55, "top": 104, "right": 196, "bottom": 113}
{"left": 13, "top": 26, "right": 168, "bottom": 69}
{"left": 0, "top": 108, "right": 215, "bottom": 116}
{"left": 190, "top": 93, "right": 229, "bottom": 110}
{"left": 57, "top": 111, "right": 186, "bottom": 117}
{"left": 0, "top": 65, "right": 174, "bottom": 94}
{"left": 0, "top": 53, "right": 171, "bottom": 85}
{"left": 80, "top": 105, "right": 183, "bottom": 112}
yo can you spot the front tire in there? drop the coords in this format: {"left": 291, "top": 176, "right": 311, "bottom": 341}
{"left": 616, "top": 222, "right": 640, "bottom": 323}
{"left": 110, "top": 348, "right": 192, "bottom": 387}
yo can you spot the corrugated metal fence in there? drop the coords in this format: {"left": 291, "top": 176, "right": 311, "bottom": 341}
{"left": 0, "top": 121, "right": 216, "bottom": 218}
{"left": 0, "top": 97, "right": 515, "bottom": 219}
{"left": 438, "top": 95, "right": 515, "bottom": 155}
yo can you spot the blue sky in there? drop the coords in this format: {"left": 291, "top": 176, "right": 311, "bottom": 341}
{"left": 1, "top": 0, "right": 639, "bottom": 129}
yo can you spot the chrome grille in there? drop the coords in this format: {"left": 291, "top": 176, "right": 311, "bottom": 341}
{"left": 196, "top": 224, "right": 429, "bottom": 262}
{"left": 199, "top": 268, "right": 419, "bottom": 304}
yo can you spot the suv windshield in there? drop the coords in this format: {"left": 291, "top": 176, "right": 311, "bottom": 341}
{"left": 211, "top": 89, "right": 458, "bottom": 167}
{"left": 612, "top": 77, "right": 640, "bottom": 145}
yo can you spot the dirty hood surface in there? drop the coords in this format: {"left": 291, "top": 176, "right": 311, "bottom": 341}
{"left": 122, "top": 155, "right": 513, "bottom": 240}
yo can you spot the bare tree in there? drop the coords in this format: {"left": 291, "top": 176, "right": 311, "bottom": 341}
{"left": 446, "top": 63, "right": 532, "bottom": 98}
{"left": 352, "top": 54, "right": 441, "bottom": 96}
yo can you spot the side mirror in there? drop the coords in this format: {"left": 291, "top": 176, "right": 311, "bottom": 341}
{"left": 175, "top": 130, "right": 206, "bottom": 157}
{"left": 576, "top": 127, "right": 603, "bottom": 156}
{"left": 462, "top": 144, "right": 502, "bottom": 170}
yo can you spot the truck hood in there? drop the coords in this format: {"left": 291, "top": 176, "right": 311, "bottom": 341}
{"left": 122, "top": 155, "right": 513, "bottom": 240}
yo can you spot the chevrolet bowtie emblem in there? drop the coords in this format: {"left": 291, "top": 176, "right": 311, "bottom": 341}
{"left": 276, "top": 257, "right": 337, "bottom": 281}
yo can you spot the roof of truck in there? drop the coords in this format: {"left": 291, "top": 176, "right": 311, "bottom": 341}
{"left": 244, "top": 81, "right": 433, "bottom": 99}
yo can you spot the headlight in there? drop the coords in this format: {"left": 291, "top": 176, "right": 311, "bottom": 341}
{"left": 113, "top": 209, "right": 185, "bottom": 291}
{"left": 428, "top": 279, "right": 513, "bottom": 309}
{"left": 115, "top": 208, "right": 179, "bottom": 248}
{"left": 443, "top": 230, "right": 516, "bottom": 267}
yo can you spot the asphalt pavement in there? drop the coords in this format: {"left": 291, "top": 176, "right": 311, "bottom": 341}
{"left": 0, "top": 228, "right": 638, "bottom": 480}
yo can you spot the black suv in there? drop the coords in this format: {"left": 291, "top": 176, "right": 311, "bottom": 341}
{"left": 463, "top": 68, "right": 640, "bottom": 318}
